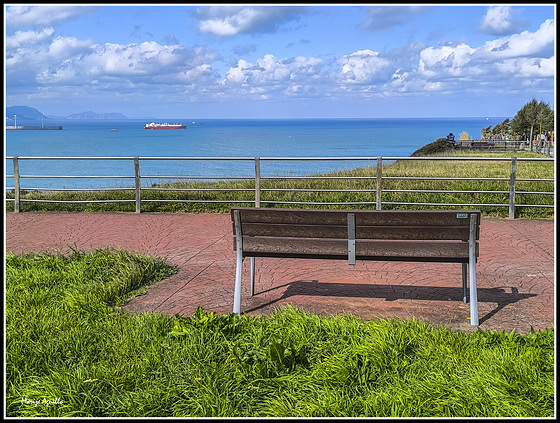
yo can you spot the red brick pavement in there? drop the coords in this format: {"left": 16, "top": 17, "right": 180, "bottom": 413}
{"left": 5, "top": 212, "right": 555, "bottom": 334}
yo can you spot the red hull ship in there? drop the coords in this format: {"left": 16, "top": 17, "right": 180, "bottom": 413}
{"left": 144, "top": 122, "right": 187, "bottom": 129}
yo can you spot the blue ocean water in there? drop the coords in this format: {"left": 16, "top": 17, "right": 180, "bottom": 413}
{"left": 5, "top": 117, "right": 505, "bottom": 190}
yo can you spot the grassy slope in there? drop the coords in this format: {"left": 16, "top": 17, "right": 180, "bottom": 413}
{"left": 5, "top": 249, "right": 555, "bottom": 418}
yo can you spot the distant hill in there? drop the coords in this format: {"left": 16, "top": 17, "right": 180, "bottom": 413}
{"left": 6, "top": 105, "right": 46, "bottom": 120}
{"left": 6, "top": 106, "right": 128, "bottom": 120}
{"left": 66, "top": 111, "right": 128, "bottom": 119}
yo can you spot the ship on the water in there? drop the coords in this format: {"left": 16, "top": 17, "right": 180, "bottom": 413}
{"left": 144, "top": 122, "right": 186, "bottom": 129}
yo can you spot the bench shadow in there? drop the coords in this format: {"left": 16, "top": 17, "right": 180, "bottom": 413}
{"left": 244, "top": 281, "right": 536, "bottom": 326}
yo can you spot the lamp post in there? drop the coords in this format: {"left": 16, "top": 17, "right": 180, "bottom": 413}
{"left": 14, "top": 114, "right": 17, "bottom": 128}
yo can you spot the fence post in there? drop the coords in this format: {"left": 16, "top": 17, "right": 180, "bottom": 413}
{"left": 12, "top": 156, "right": 20, "bottom": 213}
{"left": 376, "top": 157, "right": 382, "bottom": 210}
{"left": 254, "top": 157, "right": 261, "bottom": 207}
{"left": 134, "top": 156, "right": 141, "bottom": 213}
{"left": 508, "top": 157, "right": 517, "bottom": 219}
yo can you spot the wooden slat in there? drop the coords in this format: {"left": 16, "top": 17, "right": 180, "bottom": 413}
{"left": 241, "top": 223, "right": 348, "bottom": 239}
{"left": 240, "top": 223, "right": 471, "bottom": 240}
{"left": 241, "top": 237, "right": 347, "bottom": 258}
{"left": 232, "top": 208, "right": 348, "bottom": 225}
{"left": 231, "top": 207, "right": 480, "bottom": 231}
{"left": 358, "top": 226, "right": 472, "bottom": 240}
{"left": 240, "top": 237, "right": 478, "bottom": 260}
{"left": 355, "top": 211, "right": 479, "bottom": 227}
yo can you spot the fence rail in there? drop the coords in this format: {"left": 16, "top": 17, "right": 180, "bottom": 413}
{"left": 455, "top": 139, "right": 554, "bottom": 157}
{"left": 5, "top": 156, "right": 555, "bottom": 218}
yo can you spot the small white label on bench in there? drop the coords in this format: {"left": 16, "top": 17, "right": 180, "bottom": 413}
{"left": 456, "top": 213, "right": 468, "bottom": 218}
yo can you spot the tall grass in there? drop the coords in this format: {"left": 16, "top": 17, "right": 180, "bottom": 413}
{"left": 5, "top": 150, "right": 554, "bottom": 218}
{"left": 5, "top": 249, "right": 554, "bottom": 417}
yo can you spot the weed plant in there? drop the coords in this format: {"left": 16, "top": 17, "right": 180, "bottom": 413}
{"left": 5, "top": 249, "right": 554, "bottom": 417}
{"left": 5, "top": 150, "right": 553, "bottom": 218}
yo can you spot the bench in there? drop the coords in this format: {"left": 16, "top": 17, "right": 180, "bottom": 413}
{"left": 469, "top": 142, "right": 494, "bottom": 150}
{"left": 231, "top": 207, "right": 481, "bottom": 326}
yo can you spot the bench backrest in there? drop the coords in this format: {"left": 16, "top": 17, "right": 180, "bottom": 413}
{"left": 232, "top": 207, "right": 480, "bottom": 263}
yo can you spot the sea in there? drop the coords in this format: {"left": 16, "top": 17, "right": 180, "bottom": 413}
{"left": 5, "top": 117, "right": 506, "bottom": 190}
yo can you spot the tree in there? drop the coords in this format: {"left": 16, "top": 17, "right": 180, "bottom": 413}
{"left": 492, "top": 118, "right": 511, "bottom": 139}
{"left": 510, "top": 99, "right": 554, "bottom": 140}
{"left": 481, "top": 125, "right": 492, "bottom": 139}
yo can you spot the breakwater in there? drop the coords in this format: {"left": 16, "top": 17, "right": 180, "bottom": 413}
{"left": 6, "top": 125, "right": 63, "bottom": 130}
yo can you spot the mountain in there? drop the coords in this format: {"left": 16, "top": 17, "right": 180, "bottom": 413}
{"left": 66, "top": 111, "right": 128, "bottom": 119}
{"left": 6, "top": 105, "right": 46, "bottom": 120}
{"left": 6, "top": 106, "right": 128, "bottom": 120}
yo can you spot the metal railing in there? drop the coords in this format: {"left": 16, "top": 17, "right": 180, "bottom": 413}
{"left": 455, "top": 139, "right": 554, "bottom": 157}
{"left": 5, "top": 156, "right": 555, "bottom": 218}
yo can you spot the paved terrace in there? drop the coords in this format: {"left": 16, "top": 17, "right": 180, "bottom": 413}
{"left": 5, "top": 212, "right": 555, "bottom": 334}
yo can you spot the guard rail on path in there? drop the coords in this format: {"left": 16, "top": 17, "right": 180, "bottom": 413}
{"left": 5, "top": 156, "right": 555, "bottom": 218}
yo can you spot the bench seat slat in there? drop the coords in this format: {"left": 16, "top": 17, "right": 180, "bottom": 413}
{"left": 240, "top": 237, "right": 478, "bottom": 261}
{"left": 233, "top": 208, "right": 480, "bottom": 227}
{"left": 239, "top": 223, "right": 472, "bottom": 240}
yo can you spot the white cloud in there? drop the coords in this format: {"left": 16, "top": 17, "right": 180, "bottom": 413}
{"left": 36, "top": 61, "right": 81, "bottom": 85}
{"left": 475, "top": 19, "right": 555, "bottom": 60}
{"left": 418, "top": 44, "right": 476, "bottom": 77}
{"left": 360, "top": 6, "right": 431, "bottom": 31}
{"left": 494, "top": 56, "right": 555, "bottom": 78}
{"left": 5, "top": 5, "right": 101, "bottom": 28}
{"left": 7, "top": 36, "right": 222, "bottom": 89}
{"left": 48, "top": 36, "right": 93, "bottom": 60}
{"left": 5, "top": 27, "right": 55, "bottom": 49}
{"left": 199, "top": 7, "right": 261, "bottom": 36}
{"left": 480, "top": 6, "right": 513, "bottom": 34}
{"left": 88, "top": 42, "right": 187, "bottom": 76}
{"left": 417, "top": 19, "right": 554, "bottom": 85}
{"left": 480, "top": 6, "right": 525, "bottom": 35}
{"left": 337, "top": 49, "right": 392, "bottom": 84}
{"left": 225, "top": 54, "right": 323, "bottom": 88}
{"left": 226, "top": 59, "right": 252, "bottom": 84}
{"left": 175, "top": 64, "right": 215, "bottom": 83}
{"left": 196, "top": 5, "right": 308, "bottom": 37}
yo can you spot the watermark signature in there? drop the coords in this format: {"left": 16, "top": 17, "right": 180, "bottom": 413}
{"left": 21, "top": 397, "right": 64, "bottom": 407}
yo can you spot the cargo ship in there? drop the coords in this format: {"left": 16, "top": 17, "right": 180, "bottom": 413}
{"left": 144, "top": 122, "right": 187, "bottom": 129}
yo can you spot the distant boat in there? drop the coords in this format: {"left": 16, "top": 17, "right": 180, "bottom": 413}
{"left": 111, "top": 128, "right": 119, "bottom": 132}
{"left": 144, "top": 122, "right": 187, "bottom": 129}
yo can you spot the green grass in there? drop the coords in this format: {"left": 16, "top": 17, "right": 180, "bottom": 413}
{"left": 5, "top": 150, "right": 554, "bottom": 218}
{"left": 5, "top": 249, "right": 554, "bottom": 417}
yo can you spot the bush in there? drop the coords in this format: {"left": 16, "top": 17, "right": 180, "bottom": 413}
{"left": 410, "top": 138, "right": 455, "bottom": 157}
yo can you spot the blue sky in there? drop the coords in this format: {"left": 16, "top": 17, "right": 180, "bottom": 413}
{"left": 4, "top": 3, "right": 556, "bottom": 119}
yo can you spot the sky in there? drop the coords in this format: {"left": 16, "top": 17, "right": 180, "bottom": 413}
{"left": 3, "top": 3, "right": 556, "bottom": 119}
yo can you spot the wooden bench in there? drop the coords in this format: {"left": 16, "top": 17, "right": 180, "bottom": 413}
{"left": 231, "top": 207, "right": 481, "bottom": 325}
{"left": 469, "top": 141, "right": 494, "bottom": 150}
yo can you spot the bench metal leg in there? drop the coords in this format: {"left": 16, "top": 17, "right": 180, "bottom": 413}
{"left": 469, "top": 258, "right": 478, "bottom": 326}
{"left": 468, "top": 215, "right": 479, "bottom": 326}
{"left": 250, "top": 257, "right": 255, "bottom": 296}
{"left": 462, "top": 263, "right": 468, "bottom": 303}
{"left": 233, "top": 209, "right": 244, "bottom": 314}
{"left": 233, "top": 253, "right": 243, "bottom": 314}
